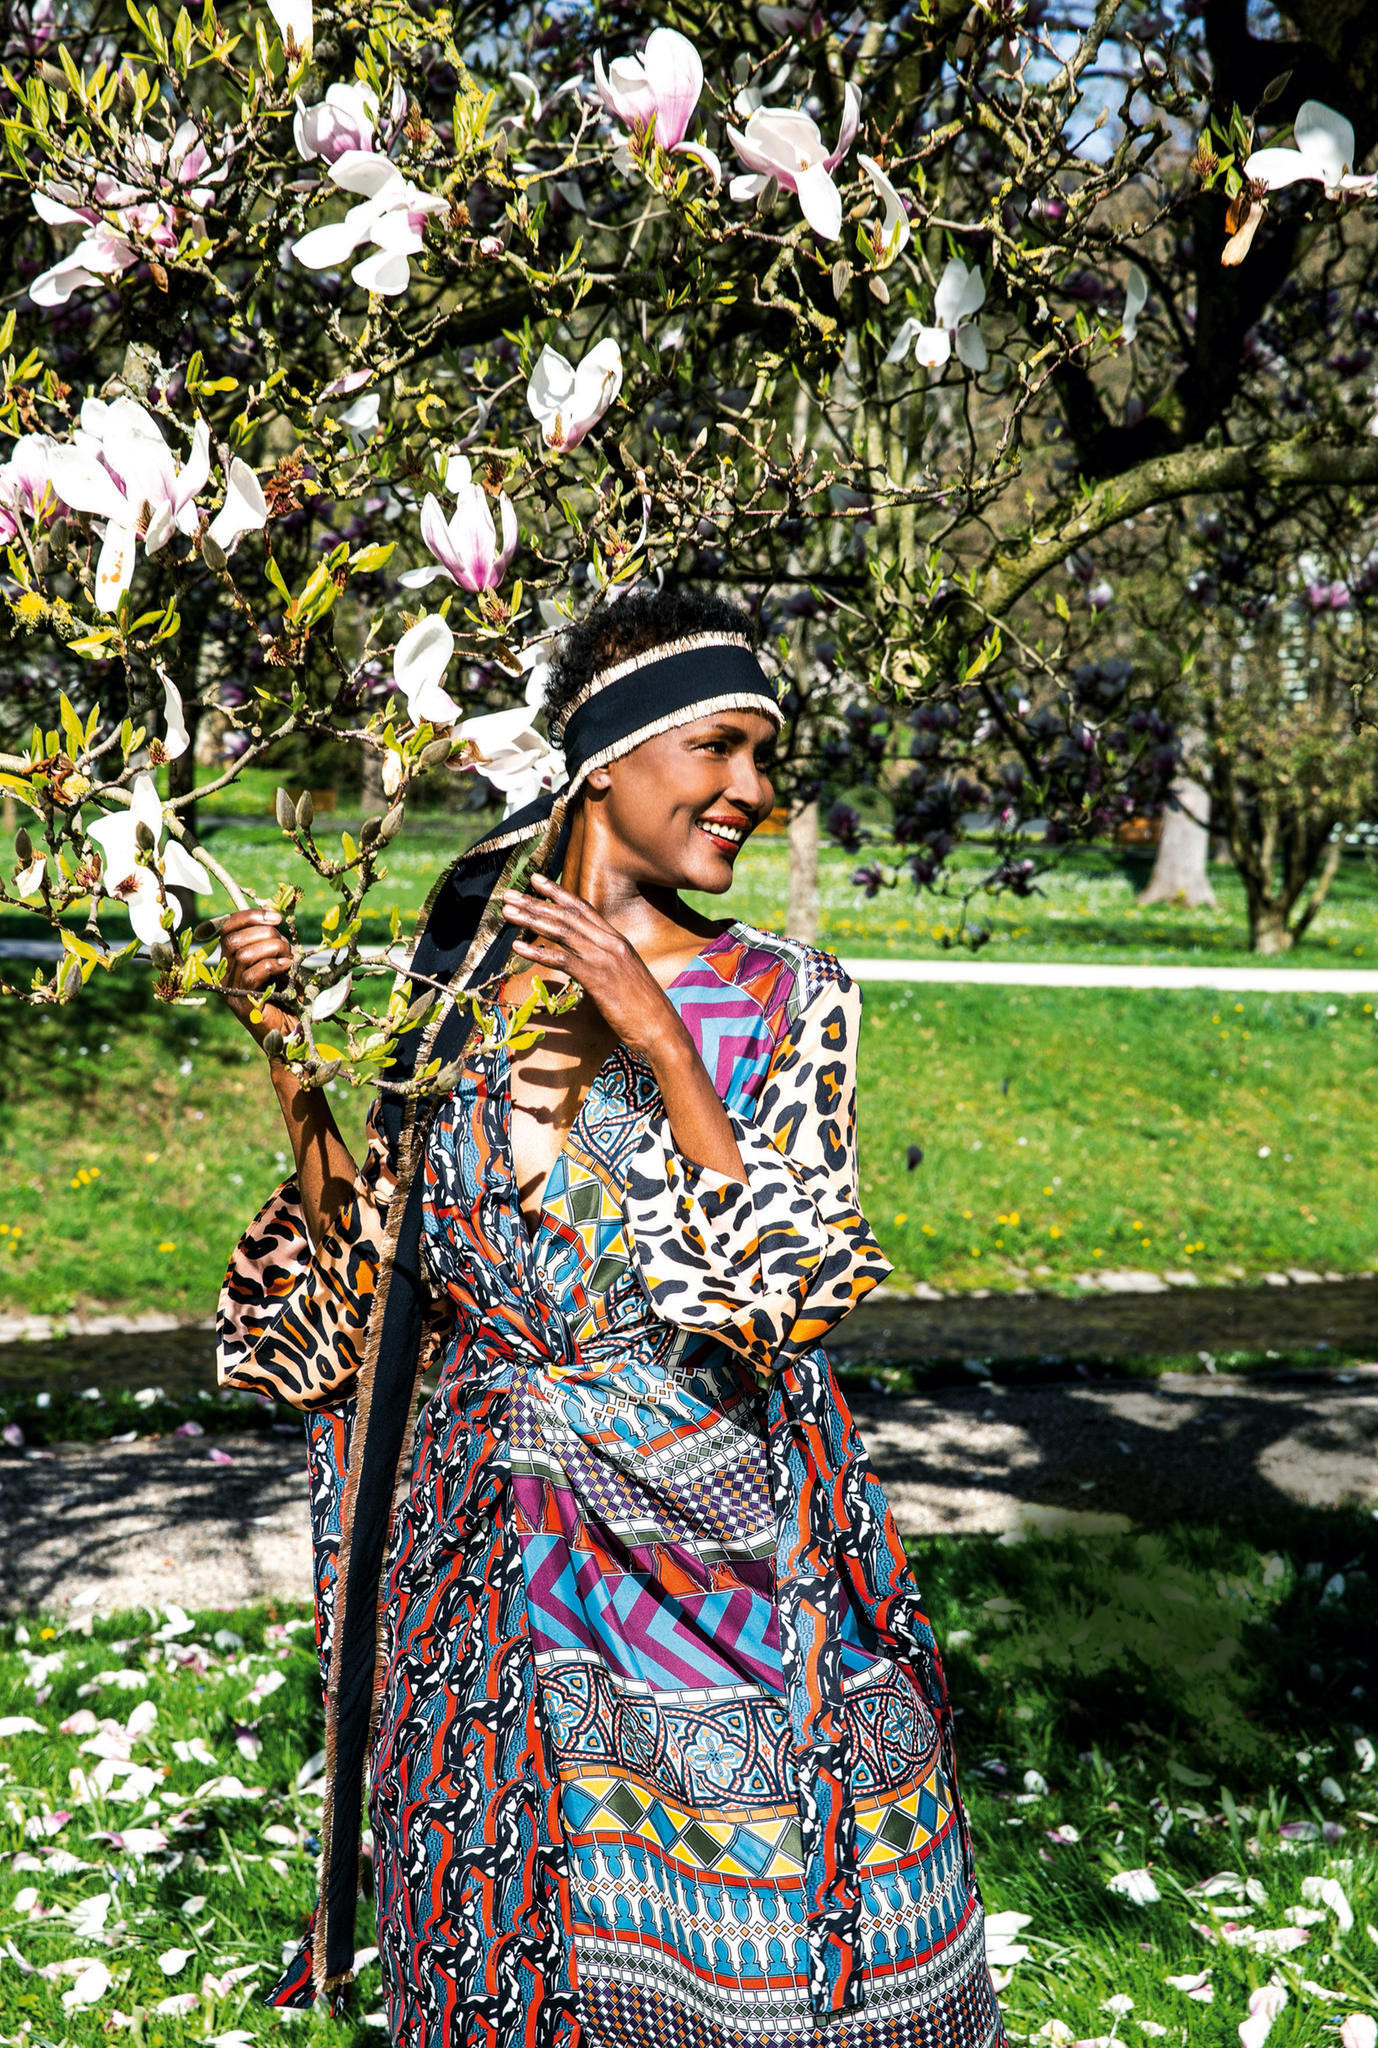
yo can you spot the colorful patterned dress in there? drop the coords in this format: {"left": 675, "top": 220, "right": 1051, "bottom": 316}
{"left": 218, "top": 920, "right": 1006, "bottom": 2048}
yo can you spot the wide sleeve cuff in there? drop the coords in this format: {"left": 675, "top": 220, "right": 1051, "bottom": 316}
{"left": 624, "top": 1112, "right": 892, "bottom": 1375}
{"left": 216, "top": 1170, "right": 387, "bottom": 1409}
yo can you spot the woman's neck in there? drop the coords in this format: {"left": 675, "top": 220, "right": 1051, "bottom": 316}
{"left": 559, "top": 804, "right": 727, "bottom": 968}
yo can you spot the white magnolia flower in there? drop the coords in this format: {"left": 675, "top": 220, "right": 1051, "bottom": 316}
{"left": 726, "top": 80, "right": 861, "bottom": 240}
{"left": 393, "top": 614, "right": 461, "bottom": 726}
{"left": 207, "top": 460, "right": 267, "bottom": 554}
{"left": 13, "top": 855, "right": 46, "bottom": 898}
{"left": 517, "top": 597, "right": 569, "bottom": 709}
{"left": 1245, "top": 100, "right": 1377, "bottom": 199}
{"left": 857, "top": 155, "right": 910, "bottom": 269}
{"left": 29, "top": 123, "right": 228, "bottom": 304}
{"left": 526, "top": 337, "right": 623, "bottom": 452}
{"left": 45, "top": 397, "right": 211, "bottom": 611}
{"left": 337, "top": 391, "right": 381, "bottom": 444}
{"left": 886, "top": 258, "right": 987, "bottom": 371}
{"left": 294, "top": 81, "right": 378, "bottom": 164}
{"left": 265, "top": 0, "right": 311, "bottom": 52}
{"left": 399, "top": 465, "right": 518, "bottom": 592}
{"left": 0, "top": 432, "right": 64, "bottom": 542}
{"left": 293, "top": 155, "right": 446, "bottom": 296}
{"left": 1122, "top": 263, "right": 1148, "bottom": 342}
{"left": 1107, "top": 1867, "right": 1161, "bottom": 1906}
{"left": 458, "top": 705, "right": 565, "bottom": 815}
{"left": 85, "top": 772, "right": 212, "bottom": 946}
{"left": 594, "top": 27, "right": 720, "bottom": 184}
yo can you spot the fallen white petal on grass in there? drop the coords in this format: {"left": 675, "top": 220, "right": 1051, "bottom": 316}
{"left": 1165, "top": 1970, "right": 1214, "bottom": 2003}
{"left": 1340, "top": 2020, "right": 1377, "bottom": 2048}
{"left": 61, "top": 1959, "right": 112, "bottom": 2009}
{"left": 157, "top": 1946, "right": 194, "bottom": 1975}
{"left": 1107, "top": 1867, "right": 1161, "bottom": 1905}
{"left": 155, "top": 1992, "right": 200, "bottom": 2016}
{"left": 0, "top": 1716, "right": 46, "bottom": 1736}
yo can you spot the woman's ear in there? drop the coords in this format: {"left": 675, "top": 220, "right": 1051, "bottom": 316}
{"left": 585, "top": 765, "right": 612, "bottom": 793}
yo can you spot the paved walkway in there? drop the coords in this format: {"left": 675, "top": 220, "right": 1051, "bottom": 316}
{"left": 6, "top": 933, "right": 1377, "bottom": 993}
{"left": 6, "top": 1373, "right": 1374, "bottom": 1613}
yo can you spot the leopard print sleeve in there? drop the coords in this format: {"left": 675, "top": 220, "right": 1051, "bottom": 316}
{"left": 215, "top": 1096, "right": 395, "bottom": 1408}
{"left": 624, "top": 970, "right": 892, "bottom": 1379}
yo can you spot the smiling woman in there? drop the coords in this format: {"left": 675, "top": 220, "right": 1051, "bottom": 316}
{"left": 212, "top": 582, "right": 1006, "bottom": 2048}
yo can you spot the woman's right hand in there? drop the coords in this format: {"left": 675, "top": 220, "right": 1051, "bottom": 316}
{"left": 219, "top": 908, "right": 296, "bottom": 1050}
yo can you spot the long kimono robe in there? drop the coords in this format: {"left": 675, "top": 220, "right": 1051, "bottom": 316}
{"left": 218, "top": 919, "right": 1006, "bottom": 2048}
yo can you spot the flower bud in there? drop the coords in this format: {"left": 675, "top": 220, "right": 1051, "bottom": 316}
{"left": 262, "top": 1029, "right": 285, "bottom": 1058}
{"left": 201, "top": 532, "right": 227, "bottom": 572}
{"left": 14, "top": 828, "right": 32, "bottom": 863}
{"left": 275, "top": 787, "right": 295, "bottom": 832}
{"left": 377, "top": 802, "right": 404, "bottom": 844}
{"left": 419, "top": 736, "right": 453, "bottom": 768}
{"left": 360, "top": 814, "right": 380, "bottom": 847}
{"left": 192, "top": 918, "right": 221, "bottom": 944}
{"left": 295, "top": 791, "right": 314, "bottom": 832}
{"left": 381, "top": 754, "right": 403, "bottom": 797}
{"left": 149, "top": 942, "right": 175, "bottom": 969}
{"left": 134, "top": 820, "right": 156, "bottom": 853}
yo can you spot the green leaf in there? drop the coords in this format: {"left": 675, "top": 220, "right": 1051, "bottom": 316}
{"left": 349, "top": 542, "right": 395, "bottom": 574}
{"left": 265, "top": 555, "right": 292, "bottom": 606}
{"left": 58, "top": 692, "right": 85, "bottom": 756}
{"left": 172, "top": 5, "right": 192, "bottom": 68}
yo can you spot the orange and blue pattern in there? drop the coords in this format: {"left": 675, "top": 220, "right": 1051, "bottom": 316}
{"left": 218, "top": 922, "right": 1006, "bottom": 2048}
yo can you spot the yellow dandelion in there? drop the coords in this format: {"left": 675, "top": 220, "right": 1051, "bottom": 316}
{"left": 156, "top": 1240, "right": 176, "bottom": 1253}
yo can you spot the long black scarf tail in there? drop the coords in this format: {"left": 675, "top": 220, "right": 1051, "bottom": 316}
{"left": 316, "top": 795, "right": 571, "bottom": 1992}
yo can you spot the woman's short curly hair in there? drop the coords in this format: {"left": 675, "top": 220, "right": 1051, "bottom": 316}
{"left": 542, "top": 583, "right": 758, "bottom": 743}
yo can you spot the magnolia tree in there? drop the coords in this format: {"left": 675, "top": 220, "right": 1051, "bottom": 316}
{"left": 4, "top": 0, "right": 1378, "bottom": 1090}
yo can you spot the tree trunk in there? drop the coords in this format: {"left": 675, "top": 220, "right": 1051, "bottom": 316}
{"left": 1139, "top": 734, "right": 1217, "bottom": 908}
{"left": 788, "top": 801, "right": 819, "bottom": 943}
{"left": 361, "top": 745, "right": 386, "bottom": 815}
{"left": 1249, "top": 900, "right": 1293, "bottom": 954}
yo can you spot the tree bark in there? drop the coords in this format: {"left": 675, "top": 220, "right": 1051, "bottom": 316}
{"left": 787, "top": 801, "right": 820, "bottom": 945}
{"left": 1249, "top": 900, "right": 1294, "bottom": 954}
{"left": 1138, "top": 733, "right": 1218, "bottom": 908}
{"left": 360, "top": 745, "right": 386, "bottom": 815}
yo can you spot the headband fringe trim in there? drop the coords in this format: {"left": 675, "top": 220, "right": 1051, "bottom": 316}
{"left": 553, "top": 630, "right": 759, "bottom": 740}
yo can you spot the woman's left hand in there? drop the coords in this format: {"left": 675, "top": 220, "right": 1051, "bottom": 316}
{"left": 500, "top": 875, "right": 686, "bottom": 1062}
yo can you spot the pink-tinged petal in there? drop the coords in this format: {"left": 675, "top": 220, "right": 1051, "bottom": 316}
{"left": 32, "top": 188, "right": 94, "bottom": 227}
{"left": 352, "top": 246, "right": 411, "bottom": 295}
{"left": 449, "top": 487, "right": 499, "bottom": 589}
{"left": 1294, "top": 98, "right": 1355, "bottom": 187}
{"left": 29, "top": 253, "right": 100, "bottom": 306}
{"left": 593, "top": 49, "right": 656, "bottom": 129}
{"left": 1242, "top": 145, "right": 1321, "bottom": 190}
{"left": 176, "top": 417, "right": 212, "bottom": 515}
{"left": 671, "top": 140, "right": 722, "bottom": 187}
{"left": 293, "top": 220, "right": 365, "bottom": 270}
{"left": 794, "top": 158, "right": 842, "bottom": 239}
{"left": 955, "top": 321, "right": 988, "bottom": 371}
{"left": 1340, "top": 2018, "right": 1377, "bottom": 2048}
{"left": 418, "top": 493, "right": 459, "bottom": 578}
{"left": 643, "top": 27, "right": 702, "bottom": 151}
{"left": 732, "top": 106, "right": 819, "bottom": 181}
{"left": 45, "top": 444, "right": 128, "bottom": 523}
{"left": 825, "top": 78, "right": 862, "bottom": 169}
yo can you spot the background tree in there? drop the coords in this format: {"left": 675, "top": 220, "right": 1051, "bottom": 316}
{"left": 5, "top": 0, "right": 1378, "bottom": 1064}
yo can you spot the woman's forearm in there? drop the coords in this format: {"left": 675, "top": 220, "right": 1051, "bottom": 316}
{"left": 267, "top": 1055, "right": 360, "bottom": 1249}
{"left": 646, "top": 1025, "right": 746, "bottom": 1183}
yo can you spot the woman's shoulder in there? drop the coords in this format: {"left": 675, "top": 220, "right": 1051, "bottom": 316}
{"left": 718, "top": 920, "right": 858, "bottom": 1031}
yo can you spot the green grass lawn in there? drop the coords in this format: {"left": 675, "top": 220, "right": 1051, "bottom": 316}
{"left": 10, "top": 818, "right": 1378, "bottom": 963}
{"left": 3, "top": 976, "right": 1378, "bottom": 1320}
{"left": 0, "top": 1506, "right": 1374, "bottom": 2042}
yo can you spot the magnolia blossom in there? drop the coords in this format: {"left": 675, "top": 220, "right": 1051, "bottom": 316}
{"left": 1106, "top": 1867, "right": 1161, "bottom": 1906}
{"left": 161, "top": 682, "right": 190, "bottom": 761}
{"left": 85, "top": 772, "right": 212, "bottom": 946}
{"left": 856, "top": 155, "right": 910, "bottom": 269}
{"left": 293, "top": 155, "right": 446, "bottom": 296}
{"left": 0, "top": 433, "right": 63, "bottom": 542}
{"left": 1122, "top": 264, "right": 1148, "bottom": 342}
{"left": 886, "top": 258, "right": 987, "bottom": 371}
{"left": 399, "top": 466, "right": 518, "bottom": 593}
{"left": 594, "top": 27, "right": 721, "bottom": 185}
{"left": 726, "top": 81, "right": 861, "bottom": 240}
{"left": 29, "top": 123, "right": 227, "bottom": 305}
{"left": 459, "top": 705, "right": 566, "bottom": 814}
{"left": 1245, "top": 100, "right": 1377, "bottom": 199}
{"left": 13, "top": 854, "right": 46, "bottom": 898}
{"left": 45, "top": 398, "right": 211, "bottom": 610}
{"left": 338, "top": 391, "right": 381, "bottom": 444}
{"left": 294, "top": 82, "right": 380, "bottom": 163}
{"left": 393, "top": 614, "right": 461, "bottom": 726}
{"left": 526, "top": 337, "right": 623, "bottom": 451}
{"left": 266, "top": 0, "right": 311, "bottom": 52}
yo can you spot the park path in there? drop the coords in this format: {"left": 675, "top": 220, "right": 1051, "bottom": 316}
{"left": 5, "top": 1371, "right": 1374, "bottom": 1615}
{"left": 6, "top": 936, "right": 1378, "bottom": 993}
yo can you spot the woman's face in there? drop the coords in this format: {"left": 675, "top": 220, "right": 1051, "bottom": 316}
{"left": 583, "top": 708, "right": 778, "bottom": 893}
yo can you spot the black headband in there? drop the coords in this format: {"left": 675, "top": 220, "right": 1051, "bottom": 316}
{"left": 559, "top": 635, "right": 782, "bottom": 786}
